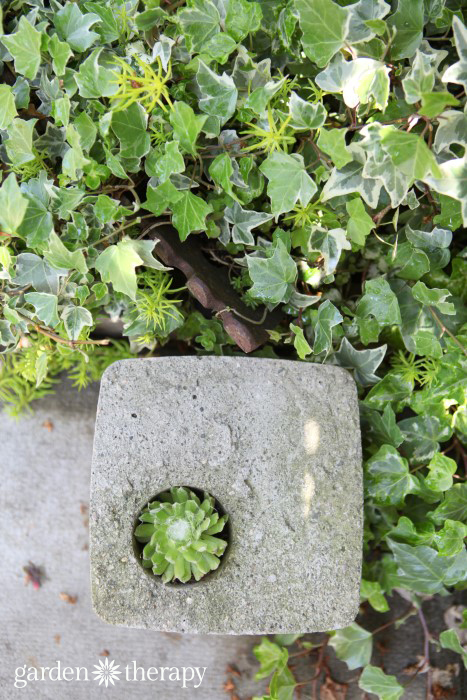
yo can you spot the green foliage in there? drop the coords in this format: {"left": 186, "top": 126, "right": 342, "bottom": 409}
{"left": 134, "top": 486, "right": 228, "bottom": 584}
{"left": 0, "top": 0, "right": 466, "bottom": 689}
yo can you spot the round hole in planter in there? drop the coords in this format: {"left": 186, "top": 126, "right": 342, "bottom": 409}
{"left": 132, "top": 486, "right": 231, "bottom": 587}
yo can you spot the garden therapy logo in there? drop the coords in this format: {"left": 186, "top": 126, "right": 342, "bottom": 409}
{"left": 14, "top": 660, "right": 206, "bottom": 689}
{"left": 92, "top": 658, "right": 122, "bottom": 687}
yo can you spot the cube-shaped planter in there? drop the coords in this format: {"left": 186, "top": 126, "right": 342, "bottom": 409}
{"left": 90, "top": 357, "right": 362, "bottom": 634}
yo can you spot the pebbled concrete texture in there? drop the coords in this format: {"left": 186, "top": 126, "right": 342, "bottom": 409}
{"left": 90, "top": 356, "right": 363, "bottom": 634}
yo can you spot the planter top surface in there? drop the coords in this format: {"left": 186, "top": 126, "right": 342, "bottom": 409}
{"left": 90, "top": 356, "right": 362, "bottom": 634}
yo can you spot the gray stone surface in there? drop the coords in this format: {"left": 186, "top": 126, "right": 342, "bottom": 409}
{"left": 90, "top": 356, "right": 362, "bottom": 634}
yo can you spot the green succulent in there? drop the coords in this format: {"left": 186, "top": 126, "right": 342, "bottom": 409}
{"left": 134, "top": 487, "right": 229, "bottom": 584}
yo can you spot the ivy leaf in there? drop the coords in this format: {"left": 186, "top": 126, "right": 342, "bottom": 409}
{"left": 346, "top": 0, "right": 390, "bottom": 44}
{"left": 54, "top": 3, "right": 100, "bottom": 53}
{"left": 288, "top": 92, "right": 326, "bottom": 130}
{"left": 111, "top": 103, "right": 150, "bottom": 160}
{"left": 346, "top": 197, "right": 374, "bottom": 246}
{"left": 44, "top": 232, "right": 88, "bottom": 275}
{"left": 0, "top": 174, "right": 28, "bottom": 235}
{"left": 75, "top": 48, "right": 118, "bottom": 98}
{"left": 391, "top": 242, "right": 431, "bottom": 281}
{"left": 62, "top": 125, "right": 90, "bottom": 181}
{"left": 0, "top": 85, "right": 18, "bottom": 129}
{"left": 169, "top": 191, "right": 213, "bottom": 241}
{"left": 196, "top": 61, "right": 238, "bottom": 135}
{"left": 5, "top": 118, "right": 36, "bottom": 166}
{"left": 430, "top": 484, "right": 467, "bottom": 525}
{"left": 143, "top": 180, "right": 182, "bottom": 217}
{"left": 412, "top": 281, "right": 455, "bottom": 315}
{"left": 95, "top": 238, "right": 148, "bottom": 300}
{"left": 247, "top": 240, "right": 297, "bottom": 304}
{"left": 387, "top": 0, "right": 424, "bottom": 60}
{"left": 442, "top": 16, "right": 467, "bottom": 92}
{"left": 47, "top": 34, "right": 72, "bottom": 76}
{"left": 61, "top": 305, "right": 93, "bottom": 341}
{"left": 402, "top": 49, "right": 435, "bottom": 103}
{"left": 328, "top": 623, "right": 372, "bottom": 670}
{"left": 321, "top": 145, "right": 382, "bottom": 208}
{"left": 405, "top": 225, "right": 452, "bottom": 251}
{"left": 209, "top": 153, "right": 239, "bottom": 201}
{"left": 360, "top": 580, "right": 389, "bottom": 613}
{"left": 356, "top": 278, "right": 402, "bottom": 327}
{"left": 294, "top": 0, "right": 350, "bottom": 68}
{"left": 313, "top": 300, "right": 343, "bottom": 356}
{"left": 224, "top": 202, "right": 273, "bottom": 245}
{"left": 2, "top": 17, "right": 42, "bottom": 80}
{"left": 269, "top": 666, "right": 296, "bottom": 700}
{"left": 169, "top": 102, "right": 207, "bottom": 157}
{"left": 359, "top": 666, "right": 404, "bottom": 700}
{"left": 260, "top": 152, "right": 316, "bottom": 217}
{"left": 380, "top": 127, "right": 442, "bottom": 182}
{"left": 361, "top": 404, "right": 404, "bottom": 448}
{"left": 308, "top": 227, "right": 351, "bottom": 275}
{"left": 399, "top": 415, "right": 451, "bottom": 465}
{"left": 440, "top": 629, "right": 467, "bottom": 668}
{"left": 225, "top": 0, "right": 262, "bottom": 42}
{"left": 366, "top": 444, "right": 419, "bottom": 506}
{"left": 254, "top": 637, "right": 288, "bottom": 680}
{"left": 334, "top": 337, "right": 387, "bottom": 386}
{"left": 154, "top": 141, "right": 185, "bottom": 183}
{"left": 425, "top": 453, "right": 458, "bottom": 492}
{"left": 434, "top": 520, "right": 467, "bottom": 557}
{"left": 317, "top": 128, "right": 352, "bottom": 169}
{"left": 388, "top": 516, "right": 435, "bottom": 546}
{"left": 290, "top": 323, "right": 312, "bottom": 360}
{"left": 14, "top": 253, "right": 67, "bottom": 295}
{"left": 388, "top": 540, "right": 447, "bottom": 594}
{"left": 24, "top": 292, "right": 60, "bottom": 328}
{"left": 425, "top": 157, "right": 467, "bottom": 226}
{"left": 419, "top": 92, "right": 460, "bottom": 119}
{"left": 178, "top": 0, "right": 220, "bottom": 54}
{"left": 363, "top": 371, "right": 413, "bottom": 410}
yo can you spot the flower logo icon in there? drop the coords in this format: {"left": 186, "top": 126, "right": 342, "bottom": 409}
{"left": 92, "top": 658, "right": 122, "bottom": 687}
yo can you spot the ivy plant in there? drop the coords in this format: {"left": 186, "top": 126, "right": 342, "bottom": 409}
{"left": 0, "top": 0, "right": 466, "bottom": 693}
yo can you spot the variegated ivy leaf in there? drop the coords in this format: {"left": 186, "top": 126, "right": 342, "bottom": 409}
{"left": 153, "top": 141, "right": 185, "bottom": 183}
{"left": 317, "top": 128, "right": 352, "bottom": 169}
{"left": 14, "top": 253, "right": 67, "bottom": 295}
{"left": 169, "top": 102, "right": 207, "bottom": 157}
{"left": 224, "top": 202, "right": 273, "bottom": 245}
{"left": 346, "top": 0, "right": 390, "bottom": 44}
{"left": 54, "top": 3, "right": 100, "bottom": 53}
{"left": 316, "top": 56, "right": 390, "bottom": 111}
{"left": 288, "top": 92, "right": 326, "bottom": 131}
{"left": 44, "top": 232, "right": 88, "bottom": 275}
{"left": 24, "top": 292, "right": 60, "bottom": 328}
{"left": 387, "top": 0, "right": 424, "bottom": 61}
{"left": 169, "top": 191, "right": 213, "bottom": 242}
{"left": 411, "top": 281, "right": 455, "bottom": 315}
{"left": 225, "top": 0, "right": 262, "bottom": 42}
{"left": 246, "top": 240, "right": 297, "bottom": 304}
{"left": 380, "top": 126, "right": 442, "bottom": 182}
{"left": 433, "top": 110, "right": 467, "bottom": 154}
{"left": 359, "top": 123, "right": 410, "bottom": 208}
{"left": 366, "top": 445, "right": 420, "bottom": 506}
{"left": 294, "top": 0, "right": 350, "bottom": 68}
{"left": 61, "top": 305, "right": 93, "bottom": 341}
{"left": 47, "top": 34, "right": 73, "bottom": 76}
{"left": 424, "top": 157, "right": 467, "bottom": 226}
{"left": 244, "top": 77, "right": 287, "bottom": 114}
{"left": 2, "top": 16, "right": 42, "bottom": 80}
{"left": 111, "top": 103, "right": 151, "bottom": 160}
{"left": 5, "top": 118, "right": 36, "bottom": 166}
{"left": 313, "top": 300, "right": 343, "bottom": 356}
{"left": 402, "top": 49, "right": 436, "bottom": 104}
{"left": 75, "top": 48, "right": 119, "bottom": 98}
{"left": 334, "top": 337, "right": 387, "bottom": 386}
{"left": 209, "top": 153, "right": 240, "bottom": 202}
{"left": 196, "top": 61, "right": 238, "bottom": 136}
{"left": 260, "top": 152, "right": 317, "bottom": 217}
{"left": 308, "top": 227, "right": 351, "bottom": 275}
{"left": 442, "top": 16, "right": 467, "bottom": 91}
{"left": 95, "top": 238, "right": 166, "bottom": 300}
{"left": 0, "top": 85, "right": 18, "bottom": 130}
{"left": 321, "top": 144, "right": 383, "bottom": 209}
{"left": 328, "top": 623, "right": 372, "bottom": 670}
{"left": 359, "top": 666, "right": 404, "bottom": 700}
{"left": 0, "top": 174, "right": 28, "bottom": 235}
{"left": 178, "top": 0, "right": 220, "bottom": 54}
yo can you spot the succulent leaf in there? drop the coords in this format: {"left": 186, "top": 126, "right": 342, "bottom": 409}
{"left": 135, "top": 487, "right": 228, "bottom": 583}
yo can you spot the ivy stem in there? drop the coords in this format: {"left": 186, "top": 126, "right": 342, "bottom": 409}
{"left": 95, "top": 213, "right": 155, "bottom": 246}
{"left": 427, "top": 306, "right": 467, "bottom": 356}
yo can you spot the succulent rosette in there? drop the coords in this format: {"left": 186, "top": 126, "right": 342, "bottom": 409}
{"left": 135, "top": 486, "right": 228, "bottom": 583}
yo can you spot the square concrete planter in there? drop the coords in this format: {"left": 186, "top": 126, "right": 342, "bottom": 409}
{"left": 90, "top": 357, "right": 362, "bottom": 634}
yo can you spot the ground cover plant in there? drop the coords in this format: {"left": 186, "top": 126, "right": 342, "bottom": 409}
{"left": 0, "top": 0, "right": 466, "bottom": 696}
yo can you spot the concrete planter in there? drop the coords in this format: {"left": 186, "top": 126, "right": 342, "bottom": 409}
{"left": 90, "top": 356, "right": 362, "bottom": 634}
